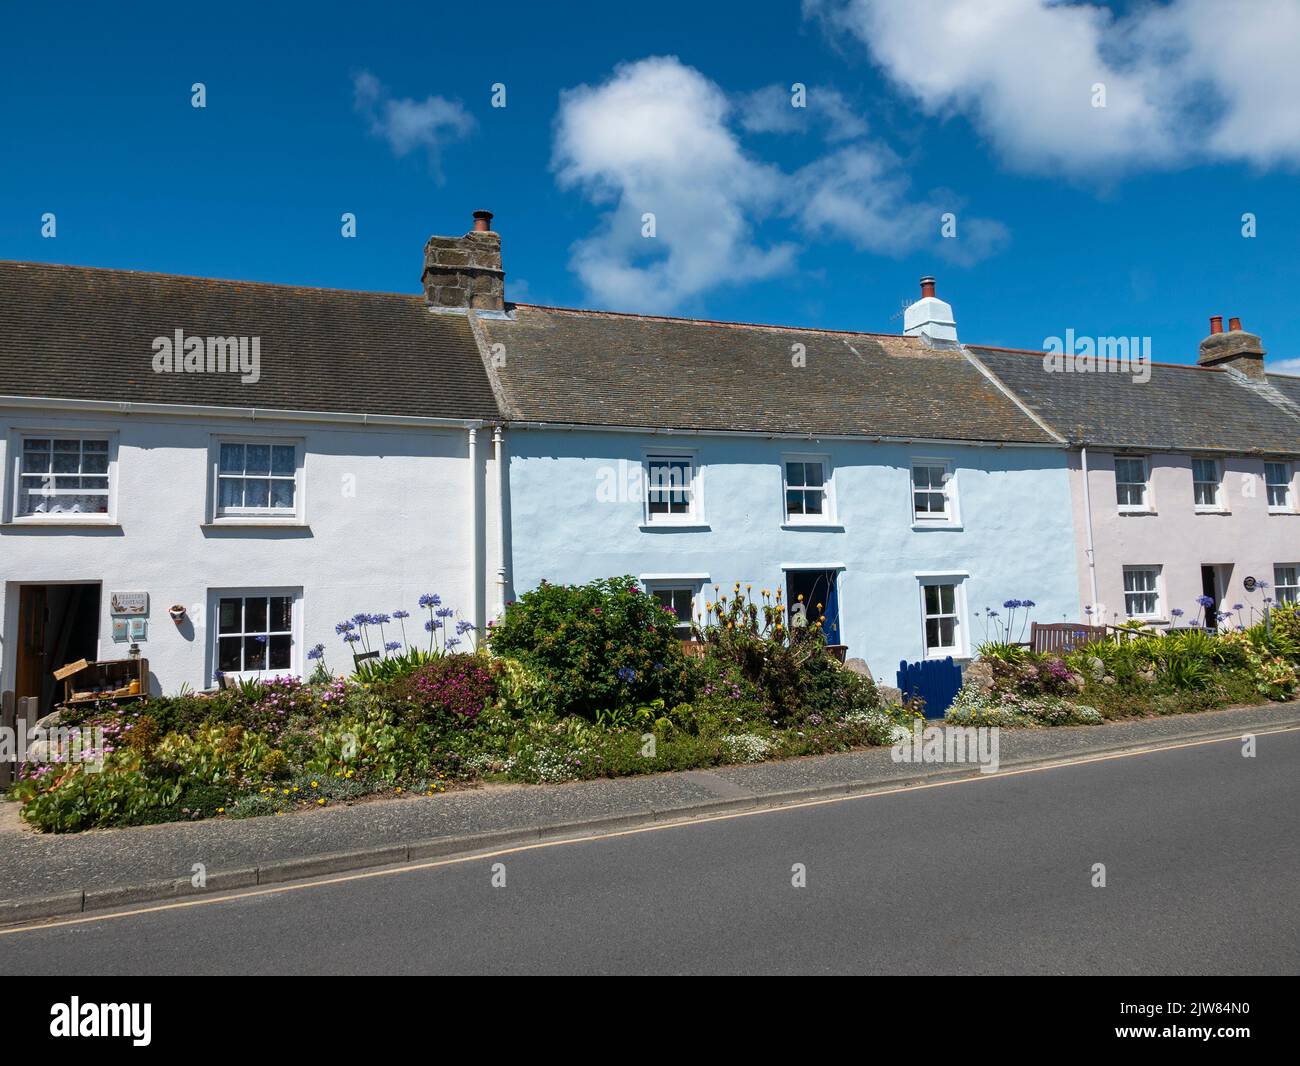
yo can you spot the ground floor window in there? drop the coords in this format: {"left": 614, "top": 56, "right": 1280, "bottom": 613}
{"left": 1123, "top": 566, "right": 1160, "bottom": 618}
{"left": 918, "top": 577, "right": 965, "bottom": 658}
{"left": 216, "top": 591, "right": 295, "bottom": 677}
{"left": 1276, "top": 565, "right": 1299, "bottom": 606}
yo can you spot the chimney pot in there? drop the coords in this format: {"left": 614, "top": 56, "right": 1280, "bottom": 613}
{"left": 1228, "top": 316, "right": 1242, "bottom": 332}
{"left": 1209, "top": 315, "right": 1223, "bottom": 334}
{"left": 920, "top": 276, "right": 937, "bottom": 299}
{"left": 472, "top": 210, "right": 494, "bottom": 233}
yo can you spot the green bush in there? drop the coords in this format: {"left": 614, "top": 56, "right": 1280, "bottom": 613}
{"left": 487, "top": 576, "right": 692, "bottom": 719}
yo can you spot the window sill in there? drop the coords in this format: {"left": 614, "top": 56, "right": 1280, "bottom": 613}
{"left": 1194, "top": 508, "right": 1230, "bottom": 515}
{"left": 2, "top": 519, "right": 120, "bottom": 529}
{"left": 639, "top": 522, "right": 710, "bottom": 532}
{"left": 782, "top": 522, "right": 845, "bottom": 532}
{"left": 1118, "top": 509, "right": 1157, "bottom": 517}
{"left": 911, "top": 522, "right": 963, "bottom": 532}
{"left": 203, "top": 521, "right": 309, "bottom": 529}
{"left": 1267, "top": 509, "right": 1298, "bottom": 516}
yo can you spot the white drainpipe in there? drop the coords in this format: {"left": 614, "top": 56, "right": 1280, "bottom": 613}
{"left": 1080, "top": 445, "right": 1100, "bottom": 618}
{"left": 493, "top": 426, "right": 509, "bottom": 618}
{"left": 468, "top": 427, "right": 484, "bottom": 639}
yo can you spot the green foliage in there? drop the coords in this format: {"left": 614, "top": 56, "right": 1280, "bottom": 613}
{"left": 487, "top": 576, "right": 692, "bottom": 719}
{"left": 975, "top": 640, "right": 1031, "bottom": 665}
{"left": 352, "top": 647, "right": 439, "bottom": 684}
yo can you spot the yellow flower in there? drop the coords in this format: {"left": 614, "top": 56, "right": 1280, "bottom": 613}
{"left": 282, "top": 789, "right": 290, "bottom": 795}
{"left": 396, "top": 787, "right": 403, "bottom": 793}
{"left": 317, "top": 798, "right": 326, "bottom": 806}
{"left": 311, "top": 781, "right": 318, "bottom": 788}
{"left": 217, "top": 807, "right": 225, "bottom": 814}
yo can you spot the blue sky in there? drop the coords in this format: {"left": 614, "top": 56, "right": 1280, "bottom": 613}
{"left": 3, "top": 0, "right": 1298, "bottom": 370}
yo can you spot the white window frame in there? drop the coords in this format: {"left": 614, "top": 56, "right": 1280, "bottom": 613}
{"left": 641, "top": 577, "right": 704, "bottom": 639}
{"left": 1275, "top": 565, "right": 1299, "bottom": 606}
{"left": 641, "top": 450, "right": 702, "bottom": 526}
{"left": 209, "top": 435, "right": 305, "bottom": 524}
{"left": 209, "top": 586, "right": 302, "bottom": 683}
{"left": 1114, "top": 456, "right": 1151, "bottom": 513}
{"left": 1122, "top": 565, "right": 1162, "bottom": 620}
{"left": 917, "top": 574, "right": 968, "bottom": 659}
{"left": 6, "top": 428, "right": 119, "bottom": 525}
{"left": 782, "top": 453, "right": 835, "bottom": 525}
{"left": 1192, "top": 457, "right": 1224, "bottom": 512}
{"left": 1264, "top": 461, "right": 1294, "bottom": 514}
{"left": 910, "top": 457, "right": 960, "bottom": 528}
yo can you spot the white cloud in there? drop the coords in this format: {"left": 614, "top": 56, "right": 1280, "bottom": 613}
{"left": 353, "top": 71, "right": 474, "bottom": 172}
{"left": 737, "top": 84, "right": 868, "bottom": 142}
{"left": 806, "top": 0, "right": 1300, "bottom": 172}
{"left": 1267, "top": 357, "right": 1300, "bottom": 377}
{"left": 552, "top": 56, "right": 1006, "bottom": 312}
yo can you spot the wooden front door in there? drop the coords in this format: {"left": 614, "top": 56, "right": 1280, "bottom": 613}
{"left": 16, "top": 585, "right": 48, "bottom": 702}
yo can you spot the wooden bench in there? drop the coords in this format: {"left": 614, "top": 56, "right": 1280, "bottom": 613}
{"left": 1025, "top": 622, "right": 1108, "bottom": 654}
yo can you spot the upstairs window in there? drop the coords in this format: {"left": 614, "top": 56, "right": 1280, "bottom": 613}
{"left": 784, "top": 458, "right": 830, "bottom": 522}
{"left": 1192, "top": 458, "right": 1221, "bottom": 510}
{"left": 911, "top": 462, "right": 952, "bottom": 523}
{"left": 1114, "top": 457, "right": 1149, "bottom": 511}
{"left": 644, "top": 455, "right": 696, "bottom": 523}
{"left": 216, "top": 440, "right": 298, "bottom": 517}
{"left": 1265, "top": 462, "right": 1293, "bottom": 512}
{"left": 17, "top": 435, "right": 110, "bottom": 517}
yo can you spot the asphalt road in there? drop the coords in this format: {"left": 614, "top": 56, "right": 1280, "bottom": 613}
{"left": 3, "top": 729, "right": 1297, "bottom": 974}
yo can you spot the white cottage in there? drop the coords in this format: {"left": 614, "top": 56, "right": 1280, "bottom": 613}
{"left": 0, "top": 258, "right": 506, "bottom": 711}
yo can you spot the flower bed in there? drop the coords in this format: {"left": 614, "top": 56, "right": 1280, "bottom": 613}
{"left": 8, "top": 578, "right": 917, "bottom": 833}
{"left": 946, "top": 601, "right": 1300, "bottom": 727}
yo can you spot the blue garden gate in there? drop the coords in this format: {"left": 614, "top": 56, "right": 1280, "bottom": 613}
{"left": 896, "top": 657, "right": 963, "bottom": 718}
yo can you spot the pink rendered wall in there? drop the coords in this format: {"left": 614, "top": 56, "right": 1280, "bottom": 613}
{"left": 1068, "top": 450, "right": 1300, "bottom": 626}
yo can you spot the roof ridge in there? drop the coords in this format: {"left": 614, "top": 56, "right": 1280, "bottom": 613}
{"left": 0, "top": 259, "right": 424, "bottom": 302}
{"left": 970, "top": 342, "right": 1222, "bottom": 373}
{"left": 510, "top": 301, "right": 912, "bottom": 340}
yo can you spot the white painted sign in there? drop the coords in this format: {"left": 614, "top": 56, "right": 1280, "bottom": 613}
{"left": 110, "top": 591, "right": 149, "bottom": 616}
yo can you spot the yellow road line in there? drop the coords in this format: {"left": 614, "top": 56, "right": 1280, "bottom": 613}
{"left": 2, "top": 723, "right": 1296, "bottom": 937}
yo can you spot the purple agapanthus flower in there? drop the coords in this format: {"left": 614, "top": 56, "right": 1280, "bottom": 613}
{"left": 335, "top": 621, "right": 355, "bottom": 634}
{"left": 384, "top": 641, "right": 401, "bottom": 652}
{"left": 343, "top": 633, "right": 361, "bottom": 644}
{"left": 425, "top": 619, "right": 441, "bottom": 632}
{"left": 1196, "top": 595, "right": 1215, "bottom": 608}
{"left": 307, "top": 643, "right": 326, "bottom": 660}
{"left": 455, "top": 619, "right": 475, "bottom": 635}
{"left": 418, "top": 593, "right": 441, "bottom": 608}
{"left": 392, "top": 609, "right": 410, "bottom": 619}
{"left": 1171, "top": 608, "right": 1184, "bottom": 617}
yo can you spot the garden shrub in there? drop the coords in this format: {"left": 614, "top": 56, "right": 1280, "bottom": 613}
{"left": 388, "top": 653, "right": 498, "bottom": 725}
{"left": 487, "top": 576, "right": 692, "bottom": 719}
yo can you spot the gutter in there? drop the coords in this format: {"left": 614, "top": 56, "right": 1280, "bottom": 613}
{"left": 499, "top": 420, "right": 1063, "bottom": 449}
{"left": 0, "top": 394, "right": 488, "bottom": 431}
{"left": 493, "top": 425, "right": 510, "bottom": 618}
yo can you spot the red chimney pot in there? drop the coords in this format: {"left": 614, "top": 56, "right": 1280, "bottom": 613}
{"left": 472, "top": 210, "right": 494, "bottom": 233}
{"left": 1209, "top": 315, "right": 1223, "bottom": 334}
{"left": 1228, "top": 316, "right": 1242, "bottom": 332}
{"left": 920, "top": 276, "right": 936, "bottom": 299}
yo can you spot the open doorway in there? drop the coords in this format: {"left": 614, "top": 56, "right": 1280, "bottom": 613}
{"left": 785, "top": 569, "right": 842, "bottom": 650}
{"left": 14, "top": 583, "right": 101, "bottom": 714}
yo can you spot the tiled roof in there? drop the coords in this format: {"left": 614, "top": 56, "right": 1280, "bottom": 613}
{"left": 0, "top": 261, "right": 501, "bottom": 422}
{"left": 970, "top": 346, "right": 1300, "bottom": 456}
{"left": 478, "top": 305, "right": 1059, "bottom": 444}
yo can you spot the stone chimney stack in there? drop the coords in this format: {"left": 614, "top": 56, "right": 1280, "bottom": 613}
{"left": 422, "top": 210, "right": 505, "bottom": 311}
{"left": 903, "top": 275, "right": 959, "bottom": 347}
{"left": 1198, "top": 314, "right": 1265, "bottom": 379}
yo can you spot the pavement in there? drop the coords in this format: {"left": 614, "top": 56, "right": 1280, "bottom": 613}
{"left": 1, "top": 700, "right": 1297, "bottom": 925}
{"left": 1, "top": 717, "right": 1296, "bottom": 974}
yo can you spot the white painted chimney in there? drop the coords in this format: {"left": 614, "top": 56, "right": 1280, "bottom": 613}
{"left": 903, "top": 276, "right": 959, "bottom": 347}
